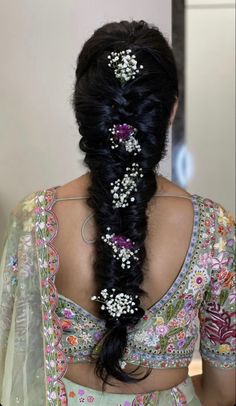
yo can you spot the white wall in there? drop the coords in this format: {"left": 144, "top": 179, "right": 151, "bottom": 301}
{"left": 186, "top": 0, "right": 235, "bottom": 214}
{"left": 185, "top": 0, "right": 235, "bottom": 370}
{"left": 0, "top": 0, "right": 172, "bottom": 243}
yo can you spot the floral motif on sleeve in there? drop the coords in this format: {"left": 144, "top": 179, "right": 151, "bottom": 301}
{"left": 199, "top": 202, "right": 236, "bottom": 368}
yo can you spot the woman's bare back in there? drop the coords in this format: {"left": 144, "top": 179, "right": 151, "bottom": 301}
{"left": 52, "top": 172, "right": 194, "bottom": 393}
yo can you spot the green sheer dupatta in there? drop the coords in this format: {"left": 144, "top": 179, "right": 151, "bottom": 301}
{"left": 0, "top": 189, "right": 68, "bottom": 406}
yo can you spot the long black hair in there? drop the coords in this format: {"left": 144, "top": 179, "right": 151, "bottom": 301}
{"left": 71, "top": 20, "right": 178, "bottom": 386}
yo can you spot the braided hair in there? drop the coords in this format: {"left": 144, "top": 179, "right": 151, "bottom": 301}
{"left": 71, "top": 20, "right": 179, "bottom": 386}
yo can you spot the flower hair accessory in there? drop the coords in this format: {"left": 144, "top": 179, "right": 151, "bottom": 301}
{"left": 107, "top": 49, "right": 144, "bottom": 84}
{"left": 109, "top": 123, "right": 141, "bottom": 155}
{"left": 110, "top": 162, "right": 143, "bottom": 208}
{"left": 101, "top": 227, "right": 140, "bottom": 269}
{"left": 91, "top": 288, "right": 139, "bottom": 319}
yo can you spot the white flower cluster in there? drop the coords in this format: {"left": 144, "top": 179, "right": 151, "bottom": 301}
{"left": 123, "top": 135, "right": 141, "bottom": 155}
{"left": 107, "top": 49, "right": 143, "bottom": 84}
{"left": 101, "top": 226, "right": 140, "bottom": 270}
{"left": 110, "top": 163, "right": 144, "bottom": 208}
{"left": 91, "top": 288, "right": 139, "bottom": 319}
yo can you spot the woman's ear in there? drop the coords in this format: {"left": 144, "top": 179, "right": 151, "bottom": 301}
{"left": 168, "top": 97, "right": 179, "bottom": 127}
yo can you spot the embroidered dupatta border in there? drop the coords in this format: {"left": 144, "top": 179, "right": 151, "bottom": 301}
{"left": 35, "top": 188, "right": 68, "bottom": 406}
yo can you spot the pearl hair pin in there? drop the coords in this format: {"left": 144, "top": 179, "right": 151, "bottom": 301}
{"left": 91, "top": 288, "right": 139, "bottom": 319}
{"left": 101, "top": 226, "right": 140, "bottom": 269}
{"left": 109, "top": 123, "right": 141, "bottom": 155}
{"left": 107, "top": 49, "right": 144, "bottom": 84}
{"left": 110, "top": 163, "right": 144, "bottom": 208}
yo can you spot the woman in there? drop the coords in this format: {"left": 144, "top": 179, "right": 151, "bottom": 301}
{"left": 0, "top": 20, "right": 235, "bottom": 406}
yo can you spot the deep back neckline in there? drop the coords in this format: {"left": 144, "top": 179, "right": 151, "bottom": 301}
{"left": 46, "top": 187, "right": 201, "bottom": 323}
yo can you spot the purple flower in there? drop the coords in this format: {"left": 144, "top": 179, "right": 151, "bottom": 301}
{"left": 111, "top": 235, "right": 133, "bottom": 249}
{"left": 184, "top": 298, "right": 195, "bottom": 311}
{"left": 63, "top": 308, "right": 75, "bottom": 319}
{"left": 178, "top": 339, "right": 186, "bottom": 349}
{"left": 94, "top": 331, "right": 103, "bottom": 341}
{"left": 155, "top": 325, "right": 169, "bottom": 336}
{"left": 229, "top": 292, "right": 236, "bottom": 304}
{"left": 113, "top": 124, "right": 136, "bottom": 141}
{"left": 211, "top": 281, "right": 221, "bottom": 295}
{"left": 227, "top": 239, "right": 234, "bottom": 247}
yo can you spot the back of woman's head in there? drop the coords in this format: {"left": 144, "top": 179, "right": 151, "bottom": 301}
{"left": 72, "top": 20, "right": 178, "bottom": 386}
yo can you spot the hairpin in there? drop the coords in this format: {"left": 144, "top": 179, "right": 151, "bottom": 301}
{"left": 109, "top": 123, "right": 141, "bottom": 155}
{"left": 110, "top": 163, "right": 143, "bottom": 208}
{"left": 101, "top": 227, "right": 140, "bottom": 269}
{"left": 91, "top": 288, "right": 139, "bottom": 319}
{"left": 107, "top": 49, "right": 144, "bottom": 84}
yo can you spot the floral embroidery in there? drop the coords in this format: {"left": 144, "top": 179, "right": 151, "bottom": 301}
{"left": 132, "top": 391, "right": 157, "bottom": 406}
{"left": 200, "top": 302, "right": 236, "bottom": 345}
{"left": 22, "top": 196, "right": 35, "bottom": 212}
{"left": 219, "top": 344, "right": 231, "bottom": 353}
{"left": 23, "top": 218, "right": 34, "bottom": 232}
{"left": 154, "top": 316, "right": 165, "bottom": 325}
{"left": 33, "top": 185, "right": 236, "bottom": 406}
{"left": 189, "top": 266, "right": 209, "bottom": 291}
{"left": 7, "top": 255, "right": 18, "bottom": 272}
{"left": 212, "top": 252, "right": 229, "bottom": 270}
{"left": 63, "top": 308, "right": 75, "bottom": 319}
{"left": 35, "top": 189, "right": 68, "bottom": 405}
{"left": 62, "top": 319, "right": 73, "bottom": 331}
{"left": 155, "top": 324, "right": 169, "bottom": 336}
{"left": 66, "top": 335, "right": 78, "bottom": 346}
{"left": 87, "top": 395, "right": 95, "bottom": 402}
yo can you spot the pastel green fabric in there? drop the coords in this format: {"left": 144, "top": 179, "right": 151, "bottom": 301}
{"left": 55, "top": 194, "right": 236, "bottom": 370}
{"left": 0, "top": 187, "right": 235, "bottom": 406}
{"left": 61, "top": 375, "right": 202, "bottom": 405}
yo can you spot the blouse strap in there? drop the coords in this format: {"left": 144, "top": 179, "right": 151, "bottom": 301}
{"left": 52, "top": 192, "right": 194, "bottom": 245}
{"left": 53, "top": 193, "right": 193, "bottom": 203}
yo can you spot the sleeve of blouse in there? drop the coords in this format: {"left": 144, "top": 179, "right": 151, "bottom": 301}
{"left": 199, "top": 202, "right": 236, "bottom": 368}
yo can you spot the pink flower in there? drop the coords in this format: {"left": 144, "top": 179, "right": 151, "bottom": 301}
{"left": 211, "top": 281, "right": 221, "bottom": 295}
{"left": 177, "top": 338, "right": 186, "bottom": 349}
{"left": 198, "top": 253, "right": 212, "bottom": 268}
{"left": 45, "top": 345, "right": 51, "bottom": 353}
{"left": 87, "top": 395, "right": 95, "bottom": 403}
{"left": 155, "top": 325, "right": 169, "bottom": 336}
{"left": 36, "top": 239, "right": 43, "bottom": 246}
{"left": 61, "top": 319, "right": 72, "bottom": 330}
{"left": 212, "top": 252, "right": 229, "bottom": 270}
{"left": 167, "top": 344, "right": 174, "bottom": 353}
{"left": 229, "top": 292, "right": 236, "bottom": 304}
{"left": 63, "top": 308, "right": 75, "bottom": 319}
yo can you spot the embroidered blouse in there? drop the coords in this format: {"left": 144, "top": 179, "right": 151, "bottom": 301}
{"left": 0, "top": 187, "right": 235, "bottom": 406}
{"left": 53, "top": 192, "right": 236, "bottom": 370}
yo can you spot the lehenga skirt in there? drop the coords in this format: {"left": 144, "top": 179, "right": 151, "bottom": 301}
{"left": 61, "top": 375, "right": 202, "bottom": 405}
